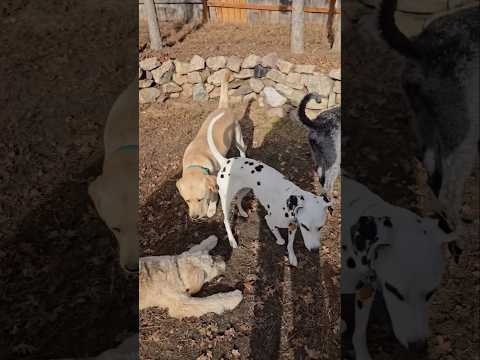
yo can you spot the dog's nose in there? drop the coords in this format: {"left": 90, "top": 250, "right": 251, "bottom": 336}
{"left": 408, "top": 340, "right": 427, "bottom": 354}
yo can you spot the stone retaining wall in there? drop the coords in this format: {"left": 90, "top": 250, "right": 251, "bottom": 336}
{"left": 139, "top": 53, "right": 341, "bottom": 118}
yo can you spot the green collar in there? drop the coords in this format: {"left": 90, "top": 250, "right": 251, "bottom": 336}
{"left": 187, "top": 165, "right": 210, "bottom": 175}
{"left": 117, "top": 144, "right": 138, "bottom": 151}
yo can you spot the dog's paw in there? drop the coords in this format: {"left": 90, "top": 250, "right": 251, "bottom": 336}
{"left": 288, "top": 254, "right": 298, "bottom": 267}
{"left": 229, "top": 237, "right": 239, "bottom": 249}
{"left": 207, "top": 203, "right": 217, "bottom": 218}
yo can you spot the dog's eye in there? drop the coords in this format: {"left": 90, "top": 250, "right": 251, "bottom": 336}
{"left": 112, "top": 227, "right": 121, "bottom": 233}
{"left": 317, "top": 226, "right": 323, "bottom": 231}
{"left": 425, "top": 289, "right": 436, "bottom": 301}
{"left": 197, "top": 198, "right": 203, "bottom": 202}
{"left": 301, "top": 224, "right": 310, "bottom": 231}
{"left": 385, "top": 282, "right": 405, "bottom": 301}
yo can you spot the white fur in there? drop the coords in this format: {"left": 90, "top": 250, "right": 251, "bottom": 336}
{"left": 207, "top": 112, "right": 331, "bottom": 266}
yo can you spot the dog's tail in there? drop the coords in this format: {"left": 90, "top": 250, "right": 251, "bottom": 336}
{"left": 297, "top": 93, "right": 322, "bottom": 130}
{"left": 207, "top": 111, "right": 228, "bottom": 167}
{"left": 218, "top": 70, "right": 230, "bottom": 110}
{"left": 378, "top": 0, "right": 422, "bottom": 59}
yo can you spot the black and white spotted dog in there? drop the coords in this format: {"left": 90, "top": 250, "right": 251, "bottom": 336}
{"left": 206, "top": 112, "right": 333, "bottom": 266}
{"left": 341, "top": 177, "right": 460, "bottom": 360}
{"left": 296, "top": 93, "right": 341, "bottom": 195}
{"left": 379, "top": 0, "right": 479, "bottom": 231}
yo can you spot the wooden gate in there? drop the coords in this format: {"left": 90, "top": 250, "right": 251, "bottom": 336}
{"left": 209, "top": 0, "right": 248, "bottom": 23}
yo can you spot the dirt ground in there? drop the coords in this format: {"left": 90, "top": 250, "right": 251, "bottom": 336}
{"left": 341, "top": 14, "right": 480, "bottom": 360}
{"left": 139, "top": 23, "right": 341, "bottom": 360}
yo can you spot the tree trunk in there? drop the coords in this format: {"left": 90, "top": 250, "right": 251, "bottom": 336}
{"left": 291, "top": 0, "right": 305, "bottom": 54}
{"left": 144, "top": 0, "right": 162, "bottom": 50}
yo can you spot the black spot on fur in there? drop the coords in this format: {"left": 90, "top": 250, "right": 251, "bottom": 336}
{"left": 244, "top": 161, "right": 249, "bottom": 164}
{"left": 351, "top": 216, "right": 377, "bottom": 252}
{"left": 357, "top": 300, "right": 363, "bottom": 310}
{"left": 347, "top": 258, "right": 356, "bottom": 268}
{"left": 300, "top": 195, "right": 304, "bottom": 200}
{"left": 342, "top": 245, "right": 347, "bottom": 251}
{"left": 438, "top": 217, "right": 453, "bottom": 234}
{"left": 249, "top": 162, "right": 254, "bottom": 166}
{"left": 227, "top": 160, "right": 231, "bottom": 164}
{"left": 267, "top": 204, "right": 270, "bottom": 208}
{"left": 255, "top": 165, "right": 264, "bottom": 172}
{"left": 241, "top": 166, "right": 244, "bottom": 169}
{"left": 222, "top": 167, "right": 226, "bottom": 172}
{"left": 220, "top": 174, "right": 224, "bottom": 178}
{"left": 383, "top": 217, "right": 393, "bottom": 227}
{"left": 287, "top": 195, "right": 298, "bottom": 210}
{"left": 285, "top": 213, "right": 289, "bottom": 218}
{"left": 361, "top": 256, "right": 368, "bottom": 266}
{"left": 321, "top": 194, "right": 330, "bottom": 202}
{"left": 251, "top": 170, "right": 255, "bottom": 174}
{"left": 257, "top": 181, "right": 261, "bottom": 186}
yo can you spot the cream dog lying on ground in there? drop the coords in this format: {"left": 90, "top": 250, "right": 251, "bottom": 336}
{"left": 88, "top": 80, "right": 139, "bottom": 273}
{"left": 140, "top": 235, "right": 243, "bottom": 318}
{"left": 177, "top": 72, "right": 247, "bottom": 220}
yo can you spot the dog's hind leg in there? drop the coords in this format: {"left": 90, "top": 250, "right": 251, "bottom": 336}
{"left": 219, "top": 185, "right": 239, "bottom": 248}
{"left": 235, "top": 122, "right": 247, "bottom": 157}
{"left": 352, "top": 290, "right": 375, "bottom": 360}
{"left": 170, "top": 290, "right": 243, "bottom": 318}
{"left": 235, "top": 188, "right": 250, "bottom": 217}
{"left": 265, "top": 215, "right": 286, "bottom": 245}
{"left": 324, "top": 164, "right": 340, "bottom": 194}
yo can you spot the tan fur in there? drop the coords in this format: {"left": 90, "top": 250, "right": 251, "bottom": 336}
{"left": 89, "top": 80, "right": 139, "bottom": 273}
{"left": 177, "top": 70, "right": 247, "bottom": 219}
{"left": 139, "top": 236, "right": 243, "bottom": 318}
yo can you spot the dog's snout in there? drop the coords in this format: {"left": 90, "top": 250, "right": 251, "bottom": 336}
{"left": 408, "top": 340, "right": 427, "bottom": 354}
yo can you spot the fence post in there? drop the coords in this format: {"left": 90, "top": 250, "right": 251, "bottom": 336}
{"left": 144, "top": 0, "right": 163, "bottom": 50}
{"left": 291, "top": 0, "right": 305, "bottom": 54}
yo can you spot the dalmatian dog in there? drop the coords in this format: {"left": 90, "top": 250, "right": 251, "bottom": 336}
{"left": 378, "top": 0, "right": 479, "bottom": 232}
{"left": 341, "top": 177, "right": 461, "bottom": 360}
{"left": 206, "top": 112, "right": 333, "bottom": 266}
{"left": 295, "top": 93, "right": 341, "bottom": 195}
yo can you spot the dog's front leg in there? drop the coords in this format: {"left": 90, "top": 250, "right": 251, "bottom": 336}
{"left": 171, "top": 291, "right": 243, "bottom": 318}
{"left": 352, "top": 289, "right": 375, "bottom": 360}
{"left": 287, "top": 224, "right": 298, "bottom": 267}
{"left": 264, "top": 215, "right": 285, "bottom": 245}
{"left": 207, "top": 193, "right": 218, "bottom": 218}
{"left": 235, "top": 122, "right": 247, "bottom": 157}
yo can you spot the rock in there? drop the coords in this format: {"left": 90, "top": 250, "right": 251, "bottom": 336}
{"left": 267, "top": 107, "right": 284, "bottom": 119}
{"left": 285, "top": 72, "right": 304, "bottom": 89}
{"left": 277, "top": 59, "right": 294, "bottom": 74}
{"left": 286, "top": 89, "right": 306, "bottom": 106}
{"left": 182, "top": 83, "right": 193, "bottom": 98}
{"left": 263, "top": 79, "right": 276, "bottom": 87}
{"left": 229, "top": 79, "right": 244, "bottom": 89}
{"left": 151, "top": 60, "right": 174, "bottom": 84}
{"left": 205, "top": 84, "right": 214, "bottom": 93}
{"left": 333, "top": 80, "right": 341, "bottom": 94}
{"left": 336, "top": 93, "right": 341, "bottom": 104}
{"left": 306, "top": 97, "right": 328, "bottom": 110}
{"left": 304, "top": 74, "right": 333, "bottom": 97}
{"left": 210, "top": 87, "right": 221, "bottom": 98}
{"left": 206, "top": 56, "right": 226, "bottom": 71}
{"left": 243, "top": 92, "right": 257, "bottom": 103}
{"left": 234, "top": 69, "right": 254, "bottom": 79}
{"left": 231, "top": 95, "right": 243, "bottom": 104}
{"left": 193, "top": 83, "right": 209, "bottom": 101}
{"left": 169, "top": 92, "right": 180, "bottom": 98}
{"left": 249, "top": 78, "right": 264, "bottom": 93}
{"left": 138, "top": 67, "right": 143, "bottom": 79}
{"left": 145, "top": 70, "right": 153, "bottom": 80}
{"left": 242, "top": 54, "right": 261, "bottom": 69}
{"left": 262, "top": 87, "right": 287, "bottom": 107}
{"left": 162, "top": 82, "right": 182, "bottom": 94}
{"left": 258, "top": 96, "right": 265, "bottom": 108}
{"left": 173, "top": 73, "right": 188, "bottom": 85}
{"left": 232, "top": 84, "right": 253, "bottom": 96}
{"left": 139, "top": 57, "right": 160, "bottom": 71}
{"left": 139, "top": 87, "right": 161, "bottom": 104}
{"left": 138, "top": 79, "right": 153, "bottom": 88}
{"left": 190, "top": 55, "right": 205, "bottom": 71}
{"left": 266, "top": 69, "right": 287, "bottom": 84}
{"left": 294, "top": 64, "right": 316, "bottom": 74}
{"left": 274, "top": 83, "right": 294, "bottom": 98}
{"left": 329, "top": 68, "right": 341, "bottom": 80}
{"left": 174, "top": 60, "right": 192, "bottom": 75}
{"left": 207, "top": 69, "right": 232, "bottom": 86}
{"left": 187, "top": 71, "right": 203, "bottom": 84}
{"left": 227, "top": 56, "right": 242, "bottom": 72}
{"left": 328, "top": 92, "right": 336, "bottom": 107}
{"left": 261, "top": 52, "right": 279, "bottom": 68}
{"left": 254, "top": 64, "right": 269, "bottom": 78}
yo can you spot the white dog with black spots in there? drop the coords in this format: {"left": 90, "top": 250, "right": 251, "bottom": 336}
{"left": 207, "top": 112, "right": 333, "bottom": 266}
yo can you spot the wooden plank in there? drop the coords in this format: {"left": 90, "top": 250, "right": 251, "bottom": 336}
{"left": 207, "top": 1, "right": 341, "bottom": 13}
{"left": 140, "top": 0, "right": 203, "bottom": 4}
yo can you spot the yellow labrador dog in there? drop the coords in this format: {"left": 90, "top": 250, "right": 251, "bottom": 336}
{"left": 89, "top": 80, "right": 139, "bottom": 273}
{"left": 140, "top": 235, "right": 243, "bottom": 318}
{"left": 177, "top": 71, "right": 247, "bottom": 219}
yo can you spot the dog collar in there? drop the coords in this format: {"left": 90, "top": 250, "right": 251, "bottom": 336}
{"left": 187, "top": 165, "right": 210, "bottom": 175}
{"left": 117, "top": 144, "right": 139, "bottom": 151}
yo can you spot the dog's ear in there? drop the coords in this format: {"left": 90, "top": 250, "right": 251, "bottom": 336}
{"left": 206, "top": 175, "right": 218, "bottom": 192}
{"left": 287, "top": 195, "right": 304, "bottom": 216}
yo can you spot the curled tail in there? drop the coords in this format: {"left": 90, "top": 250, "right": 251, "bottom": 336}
{"left": 298, "top": 93, "right": 322, "bottom": 130}
{"left": 207, "top": 112, "right": 228, "bottom": 167}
